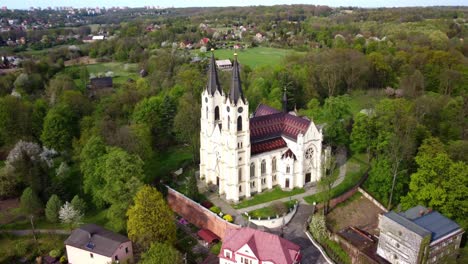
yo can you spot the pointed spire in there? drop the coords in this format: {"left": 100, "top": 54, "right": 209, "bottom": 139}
{"left": 207, "top": 49, "right": 222, "bottom": 95}
{"left": 282, "top": 87, "right": 288, "bottom": 113}
{"left": 228, "top": 53, "right": 245, "bottom": 105}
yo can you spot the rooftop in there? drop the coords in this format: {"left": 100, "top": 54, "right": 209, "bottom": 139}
{"left": 65, "top": 224, "right": 129, "bottom": 257}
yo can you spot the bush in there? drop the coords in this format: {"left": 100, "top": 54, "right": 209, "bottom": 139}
{"left": 210, "top": 242, "right": 221, "bottom": 255}
{"left": 209, "top": 206, "right": 221, "bottom": 214}
{"left": 60, "top": 255, "right": 67, "bottom": 263}
{"left": 14, "top": 240, "right": 30, "bottom": 257}
{"left": 223, "top": 214, "right": 234, "bottom": 223}
{"left": 49, "top": 249, "right": 61, "bottom": 258}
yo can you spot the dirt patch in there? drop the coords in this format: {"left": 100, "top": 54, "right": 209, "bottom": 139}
{"left": 0, "top": 198, "right": 23, "bottom": 225}
{"left": 326, "top": 193, "right": 384, "bottom": 235}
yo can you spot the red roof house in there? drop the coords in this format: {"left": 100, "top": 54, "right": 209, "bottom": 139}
{"left": 219, "top": 228, "right": 301, "bottom": 264}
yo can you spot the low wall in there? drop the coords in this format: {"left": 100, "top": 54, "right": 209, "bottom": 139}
{"left": 166, "top": 187, "right": 240, "bottom": 240}
{"left": 357, "top": 187, "right": 388, "bottom": 213}
{"left": 248, "top": 203, "right": 298, "bottom": 229}
{"left": 305, "top": 231, "right": 335, "bottom": 264}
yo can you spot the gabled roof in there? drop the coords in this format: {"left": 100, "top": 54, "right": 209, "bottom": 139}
{"left": 384, "top": 211, "right": 431, "bottom": 238}
{"left": 228, "top": 56, "right": 245, "bottom": 105}
{"left": 251, "top": 137, "right": 287, "bottom": 155}
{"left": 65, "top": 224, "right": 129, "bottom": 257}
{"left": 254, "top": 104, "right": 281, "bottom": 117}
{"left": 250, "top": 111, "right": 311, "bottom": 144}
{"left": 220, "top": 228, "right": 300, "bottom": 264}
{"left": 207, "top": 52, "right": 222, "bottom": 95}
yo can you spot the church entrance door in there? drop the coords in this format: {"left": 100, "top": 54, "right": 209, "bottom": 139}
{"left": 285, "top": 178, "right": 290, "bottom": 188}
{"left": 305, "top": 173, "right": 311, "bottom": 183}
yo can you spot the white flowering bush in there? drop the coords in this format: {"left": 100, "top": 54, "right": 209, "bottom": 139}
{"left": 59, "top": 202, "right": 83, "bottom": 227}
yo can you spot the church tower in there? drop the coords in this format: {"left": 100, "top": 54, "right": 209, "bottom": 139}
{"left": 222, "top": 54, "right": 250, "bottom": 202}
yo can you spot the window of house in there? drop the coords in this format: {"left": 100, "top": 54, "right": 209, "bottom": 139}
{"left": 237, "top": 116, "right": 242, "bottom": 131}
{"left": 286, "top": 165, "right": 290, "bottom": 173}
{"left": 125, "top": 247, "right": 128, "bottom": 254}
{"left": 261, "top": 160, "right": 266, "bottom": 174}
{"left": 272, "top": 157, "right": 276, "bottom": 172}
{"left": 115, "top": 255, "right": 119, "bottom": 261}
{"left": 90, "top": 253, "right": 94, "bottom": 258}
{"left": 250, "top": 163, "right": 255, "bottom": 177}
{"left": 225, "top": 251, "right": 231, "bottom": 258}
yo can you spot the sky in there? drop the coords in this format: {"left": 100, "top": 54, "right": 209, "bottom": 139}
{"left": 0, "top": 0, "right": 465, "bottom": 10}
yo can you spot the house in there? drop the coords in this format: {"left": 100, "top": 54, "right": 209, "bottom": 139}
{"left": 215, "top": 59, "right": 233, "bottom": 71}
{"left": 65, "top": 224, "right": 133, "bottom": 264}
{"left": 219, "top": 227, "right": 301, "bottom": 264}
{"left": 377, "top": 205, "right": 464, "bottom": 264}
{"left": 88, "top": 77, "right": 113, "bottom": 98}
{"left": 200, "top": 52, "right": 323, "bottom": 202}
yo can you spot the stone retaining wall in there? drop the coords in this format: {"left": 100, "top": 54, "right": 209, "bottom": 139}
{"left": 248, "top": 203, "right": 298, "bottom": 228}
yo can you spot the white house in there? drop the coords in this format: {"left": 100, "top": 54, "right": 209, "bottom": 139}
{"left": 200, "top": 52, "right": 323, "bottom": 202}
{"left": 65, "top": 224, "right": 133, "bottom": 264}
{"left": 219, "top": 227, "right": 301, "bottom": 264}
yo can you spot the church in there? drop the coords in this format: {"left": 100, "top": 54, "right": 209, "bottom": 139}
{"left": 200, "top": 52, "right": 323, "bottom": 202}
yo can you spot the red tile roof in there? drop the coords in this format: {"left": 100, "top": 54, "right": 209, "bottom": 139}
{"left": 249, "top": 105, "right": 311, "bottom": 154}
{"left": 251, "top": 138, "right": 287, "bottom": 155}
{"left": 197, "top": 229, "right": 220, "bottom": 243}
{"left": 219, "top": 228, "right": 301, "bottom": 264}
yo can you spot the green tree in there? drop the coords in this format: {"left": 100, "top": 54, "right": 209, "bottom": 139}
{"left": 20, "top": 187, "right": 43, "bottom": 215}
{"left": 41, "top": 104, "right": 78, "bottom": 152}
{"left": 45, "top": 194, "right": 63, "bottom": 223}
{"left": 0, "top": 96, "right": 33, "bottom": 147}
{"left": 401, "top": 137, "right": 468, "bottom": 228}
{"left": 99, "top": 148, "right": 144, "bottom": 232}
{"left": 173, "top": 93, "right": 200, "bottom": 162}
{"left": 139, "top": 243, "right": 182, "bottom": 264}
{"left": 80, "top": 136, "right": 107, "bottom": 208}
{"left": 350, "top": 112, "right": 377, "bottom": 161}
{"left": 127, "top": 185, "right": 176, "bottom": 250}
{"left": 71, "top": 195, "right": 87, "bottom": 214}
{"left": 185, "top": 170, "right": 199, "bottom": 200}
{"left": 319, "top": 154, "right": 337, "bottom": 214}
{"left": 321, "top": 96, "right": 352, "bottom": 147}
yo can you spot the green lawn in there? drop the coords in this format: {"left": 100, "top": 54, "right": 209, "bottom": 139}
{"left": 347, "top": 89, "right": 386, "bottom": 115}
{"left": 66, "top": 62, "right": 140, "bottom": 86}
{"left": 304, "top": 153, "right": 369, "bottom": 204}
{"left": 211, "top": 47, "right": 303, "bottom": 69}
{"left": 234, "top": 186, "right": 305, "bottom": 209}
{"left": 247, "top": 200, "right": 297, "bottom": 219}
{"left": 0, "top": 234, "right": 67, "bottom": 263}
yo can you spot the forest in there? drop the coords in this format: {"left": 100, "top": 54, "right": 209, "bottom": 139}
{"left": 0, "top": 4, "right": 466, "bottom": 263}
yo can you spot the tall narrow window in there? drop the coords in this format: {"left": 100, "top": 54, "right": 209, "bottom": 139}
{"left": 228, "top": 116, "right": 230, "bottom": 130}
{"left": 238, "top": 168, "right": 242, "bottom": 182}
{"left": 272, "top": 157, "right": 277, "bottom": 172}
{"left": 214, "top": 106, "right": 220, "bottom": 121}
{"left": 237, "top": 116, "right": 242, "bottom": 131}
{"left": 261, "top": 160, "right": 266, "bottom": 175}
{"left": 250, "top": 163, "right": 255, "bottom": 177}
{"left": 206, "top": 107, "right": 208, "bottom": 119}
{"left": 286, "top": 165, "right": 290, "bottom": 173}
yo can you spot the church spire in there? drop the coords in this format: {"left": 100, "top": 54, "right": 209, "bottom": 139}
{"left": 207, "top": 49, "right": 222, "bottom": 95}
{"left": 228, "top": 53, "right": 245, "bottom": 105}
{"left": 282, "top": 87, "right": 288, "bottom": 113}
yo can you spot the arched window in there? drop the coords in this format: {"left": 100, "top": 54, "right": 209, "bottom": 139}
{"left": 250, "top": 163, "right": 255, "bottom": 177}
{"left": 238, "top": 168, "right": 242, "bottom": 182}
{"left": 286, "top": 165, "right": 290, "bottom": 173}
{"left": 237, "top": 116, "right": 242, "bottom": 131}
{"left": 272, "top": 157, "right": 277, "bottom": 172}
{"left": 239, "top": 185, "right": 242, "bottom": 192}
{"left": 214, "top": 106, "right": 220, "bottom": 121}
{"left": 206, "top": 107, "right": 208, "bottom": 119}
{"left": 261, "top": 160, "right": 266, "bottom": 175}
{"left": 228, "top": 116, "right": 230, "bottom": 130}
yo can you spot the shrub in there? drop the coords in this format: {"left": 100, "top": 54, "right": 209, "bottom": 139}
{"left": 60, "top": 255, "right": 67, "bottom": 263}
{"left": 223, "top": 214, "right": 234, "bottom": 223}
{"left": 14, "top": 240, "right": 30, "bottom": 257}
{"left": 49, "top": 249, "right": 61, "bottom": 258}
{"left": 45, "top": 195, "right": 63, "bottom": 223}
{"left": 309, "top": 214, "right": 327, "bottom": 242}
{"left": 209, "top": 206, "right": 221, "bottom": 214}
{"left": 210, "top": 242, "right": 221, "bottom": 255}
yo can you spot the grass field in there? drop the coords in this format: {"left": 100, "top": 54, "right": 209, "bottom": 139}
{"left": 144, "top": 146, "right": 193, "bottom": 183}
{"left": 66, "top": 62, "right": 140, "bottom": 86}
{"left": 0, "top": 234, "right": 67, "bottom": 263}
{"left": 247, "top": 200, "right": 297, "bottom": 219}
{"left": 234, "top": 186, "right": 304, "bottom": 209}
{"left": 212, "top": 47, "right": 303, "bottom": 69}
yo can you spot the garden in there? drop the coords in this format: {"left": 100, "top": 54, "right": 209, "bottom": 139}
{"left": 246, "top": 200, "right": 297, "bottom": 219}
{"left": 234, "top": 186, "right": 305, "bottom": 209}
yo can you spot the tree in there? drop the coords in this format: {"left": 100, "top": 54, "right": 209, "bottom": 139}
{"left": 318, "top": 154, "right": 337, "bottom": 214}
{"left": 401, "top": 138, "right": 468, "bottom": 228}
{"left": 80, "top": 135, "right": 107, "bottom": 208}
{"left": 127, "top": 185, "right": 176, "bottom": 250}
{"left": 0, "top": 96, "right": 33, "bottom": 147}
{"left": 350, "top": 113, "right": 377, "bottom": 161}
{"left": 321, "top": 96, "right": 352, "bottom": 147}
{"left": 41, "top": 104, "right": 78, "bottom": 152}
{"left": 20, "top": 187, "right": 43, "bottom": 215}
{"left": 45, "top": 74, "right": 77, "bottom": 105}
{"left": 99, "top": 148, "right": 145, "bottom": 232}
{"left": 70, "top": 195, "right": 87, "bottom": 215}
{"left": 173, "top": 93, "right": 201, "bottom": 162}
{"left": 59, "top": 202, "right": 83, "bottom": 228}
{"left": 139, "top": 243, "right": 182, "bottom": 264}
{"left": 185, "top": 170, "right": 199, "bottom": 200}
{"left": 45, "top": 194, "right": 63, "bottom": 223}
